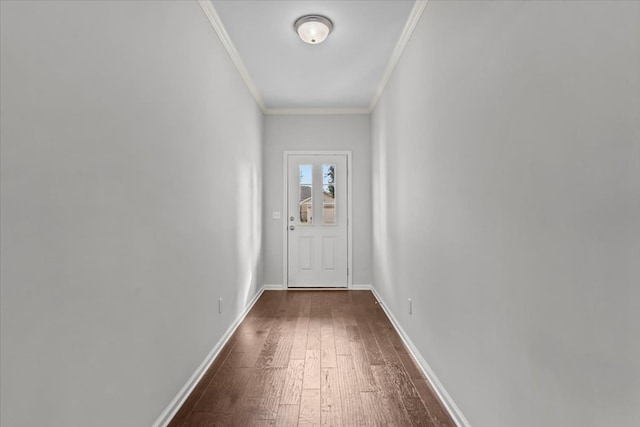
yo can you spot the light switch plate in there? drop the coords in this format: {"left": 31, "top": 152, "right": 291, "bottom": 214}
{"left": 272, "top": 211, "right": 281, "bottom": 220}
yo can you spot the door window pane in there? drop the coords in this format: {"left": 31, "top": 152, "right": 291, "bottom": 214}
{"left": 299, "top": 164, "right": 312, "bottom": 224}
{"left": 322, "top": 165, "right": 336, "bottom": 225}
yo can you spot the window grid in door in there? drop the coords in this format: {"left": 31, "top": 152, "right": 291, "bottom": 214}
{"left": 298, "top": 164, "right": 313, "bottom": 225}
{"left": 322, "top": 164, "right": 336, "bottom": 225}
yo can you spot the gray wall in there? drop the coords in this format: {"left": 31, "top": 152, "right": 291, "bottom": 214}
{"left": 263, "top": 115, "right": 372, "bottom": 286}
{"left": 0, "top": 2, "right": 263, "bottom": 426}
{"left": 371, "top": 1, "right": 640, "bottom": 426}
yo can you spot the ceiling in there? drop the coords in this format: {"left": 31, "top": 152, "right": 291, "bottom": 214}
{"left": 207, "top": 0, "right": 418, "bottom": 113}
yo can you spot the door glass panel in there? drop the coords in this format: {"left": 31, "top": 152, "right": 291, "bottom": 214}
{"left": 322, "top": 164, "right": 336, "bottom": 225}
{"left": 299, "top": 164, "right": 312, "bottom": 224}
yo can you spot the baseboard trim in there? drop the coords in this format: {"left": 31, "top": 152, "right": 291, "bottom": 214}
{"left": 261, "top": 284, "right": 371, "bottom": 291}
{"left": 370, "top": 287, "right": 470, "bottom": 427}
{"left": 152, "top": 286, "right": 267, "bottom": 427}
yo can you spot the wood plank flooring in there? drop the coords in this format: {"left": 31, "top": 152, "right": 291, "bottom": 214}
{"left": 169, "top": 290, "right": 454, "bottom": 427}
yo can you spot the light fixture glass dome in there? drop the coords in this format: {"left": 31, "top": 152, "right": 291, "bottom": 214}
{"left": 294, "top": 15, "right": 333, "bottom": 45}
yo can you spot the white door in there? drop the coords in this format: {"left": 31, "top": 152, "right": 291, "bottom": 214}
{"left": 287, "top": 154, "right": 348, "bottom": 287}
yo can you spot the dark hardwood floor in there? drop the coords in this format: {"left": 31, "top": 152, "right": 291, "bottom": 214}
{"left": 169, "top": 290, "right": 455, "bottom": 427}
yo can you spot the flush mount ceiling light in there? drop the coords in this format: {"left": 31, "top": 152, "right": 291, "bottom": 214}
{"left": 294, "top": 15, "right": 333, "bottom": 45}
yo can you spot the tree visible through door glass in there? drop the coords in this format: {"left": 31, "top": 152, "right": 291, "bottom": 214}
{"left": 299, "top": 164, "right": 312, "bottom": 224}
{"left": 323, "top": 164, "right": 336, "bottom": 225}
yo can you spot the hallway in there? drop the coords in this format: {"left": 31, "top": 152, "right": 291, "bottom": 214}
{"left": 2, "top": 1, "right": 639, "bottom": 426}
{"left": 169, "top": 291, "right": 454, "bottom": 426}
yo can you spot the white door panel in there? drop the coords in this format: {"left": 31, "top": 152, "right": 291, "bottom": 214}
{"left": 287, "top": 154, "right": 348, "bottom": 287}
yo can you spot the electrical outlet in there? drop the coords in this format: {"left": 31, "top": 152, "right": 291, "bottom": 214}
{"left": 408, "top": 298, "right": 412, "bottom": 315}
{"left": 218, "top": 298, "right": 223, "bottom": 314}
{"left": 272, "top": 211, "right": 281, "bottom": 220}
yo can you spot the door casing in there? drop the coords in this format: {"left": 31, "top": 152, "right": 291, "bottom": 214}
{"left": 282, "top": 150, "right": 353, "bottom": 288}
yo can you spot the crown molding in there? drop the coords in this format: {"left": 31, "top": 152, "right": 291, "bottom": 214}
{"left": 368, "top": 0, "right": 428, "bottom": 112}
{"left": 198, "top": 0, "right": 267, "bottom": 112}
{"left": 265, "top": 107, "right": 370, "bottom": 116}
{"left": 199, "top": 0, "right": 427, "bottom": 116}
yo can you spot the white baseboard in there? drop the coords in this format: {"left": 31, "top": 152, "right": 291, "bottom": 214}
{"left": 352, "top": 283, "right": 373, "bottom": 290}
{"left": 370, "top": 287, "right": 470, "bottom": 427}
{"left": 266, "top": 284, "right": 358, "bottom": 290}
{"left": 152, "top": 286, "right": 267, "bottom": 427}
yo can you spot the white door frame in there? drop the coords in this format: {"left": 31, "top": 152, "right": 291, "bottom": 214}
{"left": 282, "top": 150, "right": 353, "bottom": 288}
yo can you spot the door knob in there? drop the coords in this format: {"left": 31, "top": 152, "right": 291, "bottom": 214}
{"left": 289, "top": 225, "right": 295, "bottom": 231}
